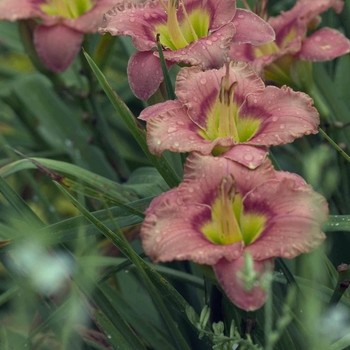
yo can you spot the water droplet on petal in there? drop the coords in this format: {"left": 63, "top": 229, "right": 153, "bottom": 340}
{"left": 176, "top": 120, "right": 185, "bottom": 126}
{"left": 200, "top": 78, "right": 207, "bottom": 85}
{"left": 238, "top": 14, "right": 245, "bottom": 19}
{"left": 168, "top": 127, "right": 177, "bottom": 133}
{"left": 272, "top": 116, "right": 278, "bottom": 122}
{"left": 244, "top": 154, "right": 254, "bottom": 161}
{"left": 280, "top": 124, "right": 285, "bottom": 130}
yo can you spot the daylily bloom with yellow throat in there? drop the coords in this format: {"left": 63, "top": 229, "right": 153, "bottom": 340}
{"left": 99, "top": 0, "right": 275, "bottom": 100}
{"left": 139, "top": 61, "right": 319, "bottom": 169}
{"left": 141, "top": 153, "right": 328, "bottom": 310}
{"left": 0, "top": 0, "right": 117, "bottom": 72}
{"left": 229, "top": 0, "right": 350, "bottom": 86}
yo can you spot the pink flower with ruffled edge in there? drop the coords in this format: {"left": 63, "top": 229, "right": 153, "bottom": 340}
{"left": 99, "top": 0, "right": 275, "bottom": 100}
{"left": 141, "top": 152, "right": 328, "bottom": 310}
{"left": 229, "top": 0, "right": 350, "bottom": 84}
{"left": 0, "top": 0, "right": 118, "bottom": 72}
{"left": 139, "top": 61, "right": 319, "bottom": 169}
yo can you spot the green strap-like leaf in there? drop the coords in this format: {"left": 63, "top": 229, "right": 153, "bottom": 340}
{"left": 82, "top": 50, "right": 181, "bottom": 188}
{"left": 0, "top": 175, "right": 44, "bottom": 228}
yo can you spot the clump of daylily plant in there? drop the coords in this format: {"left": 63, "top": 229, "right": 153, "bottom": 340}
{"left": 0, "top": 0, "right": 118, "bottom": 71}
{"left": 139, "top": 61, "right": 319, "bottom": 168}
{"left": 229, "top": 0, "right": 350, "bottom": 88}
{"left": 99, "top": 0, "right": 275, "bottom": 100}
{"left": 141, "top": 153, "right": 328, "bottom": 310}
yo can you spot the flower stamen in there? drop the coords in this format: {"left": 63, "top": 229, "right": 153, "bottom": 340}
{"left": 179, "top": 0, "right": 198, "bottom": 42}
{"left": 218, "top": 63, "right": 239, "bottom": 140}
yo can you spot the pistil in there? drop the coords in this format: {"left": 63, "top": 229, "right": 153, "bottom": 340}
{"left": 218, "top": 176, "right": 242, "bottom": 244}
{"left": 218, "top": 63, "right": 239, "bottom": 141}
{"left": 167, "top": 0, "right": 189, "bottom": 49}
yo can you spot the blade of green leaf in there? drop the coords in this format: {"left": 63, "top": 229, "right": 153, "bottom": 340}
{"left": 0, "top": 157, "right": 144, "bottom": 217}
{"left": 55, "top": 182, "right": 203, "bottom": 350}
{"left": 0, "top": 175, "right": 44, "bottom": 228}
{"left": 100, "top": 283, "right": 177, "bottom": 350}
{"left": 82, "top": 50, "right": 181, "bottom": 188}
{"left": 156, "top": 34, "right": 175, "bottom": 100}
{"left": 323, "top": 215, "right": 350, "bottom": 232}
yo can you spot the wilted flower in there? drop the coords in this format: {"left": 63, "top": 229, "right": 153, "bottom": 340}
{"left": 229, "top": 0, "right": 350, "bottom": 87}
{"left": 0, "top": 0, "right": 117, "bottom": 72}
{"left": 141, "top": 153, "right": 328, "bottom": 310}
{"left": 99, "top": 0, "right": 275, "bottom": 100}
{"left": 139, "top": 61, "right": 319, "bottom": 168}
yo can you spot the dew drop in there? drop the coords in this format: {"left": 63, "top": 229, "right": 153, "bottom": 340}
{"left": 174, "top": 142, "right": 180, "bottom": 147}
{"left": 168, "top": 127, "right": 177, "bottom": 133}
{"left": 200, "top": 78, "right": 207, "bottom": 85}
{"left": 244, "top": 154, "right": 254, "bottom": 161}
{"left": 238, "top": 14, "right": 245, "bottom": 19}
{"left": 176, "top": 120, "right": 185, "bottom": 126}
{"left": 279, "top": 124, "right": 285, "bottom": 129}
{"left": 129, "top": 17, "right": 135, "bottom": 22}
{"left": 206, "top": 40, "right": 212, "bottom": 46}
{"left": 272, "top": 116, "right": 278, "bottom": 122}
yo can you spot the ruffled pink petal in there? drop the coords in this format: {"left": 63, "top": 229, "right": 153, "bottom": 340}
{"left": 178, "top": 153, "right": 276, "bottom": 206}
{"left": 34, "top": 25, "right": 83, "bottom": 72}
{"left": 141, "top": 189, "right": 243, "bottom": 264}
{"left": 221, "top": 145, "right": 268, "bottom": 169}
{"left": 175, "top": 62, "right": 264, "bottom": 128}
{"left": 162, "top": 23, "right": 236, "bottom": 69}
{"left": 229, "top": 43, "right": 255, "bottom": 63}
{"left": 214, "top": 256, "right": 274, "bottom": 311}
{"left": 99, "top": 1, "right": 165, "bottom": 51}
{"left": 275, "top": 170, "right": 307, "bottom": 187}
{"left": 64, "top": 0, "right": 118, "bottom": 33}
{"left": 127, "top": 51, "right": 173, "bottom": 100}
{"left": 244, "top": 177, "right": 328, "bottom": 260}
{"left": 239, "top": 86, "right": 319, "bottom": 146}
{"left": 139, "top": 100, "right": 183, "bottom": 121}
{"left": 298, "top": 27, "right": 350, "bottom": 61}
{"left": 145, "top": 107, "right": 221, "bottom": 155}
{"left": 209, "top": 0, "right": 237, "bottom": 30}
{"left": 229, "top": 37, "right": 303, "bottom": 77}
{"left": 269, "top": 0, "right": 343, "bottom": 47}
{"left": 232, "top": 9, "right": 275, "bottom": 45}
{"left": 0, "top": 0, "right": 35, "bottom": 20}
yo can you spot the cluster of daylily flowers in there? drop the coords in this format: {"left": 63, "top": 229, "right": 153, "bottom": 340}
{"left": 3, "top": 0, "right": 350, "bottom": 310}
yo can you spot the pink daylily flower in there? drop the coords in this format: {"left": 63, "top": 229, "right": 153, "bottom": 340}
{"left": 99, "top": 0, "right": 275, "bottom": 100}
{"left": 141, "top": 153, "right": 328, "bottom": 310}
{"left": 139, "top": 61, "right": 319, "bottom": 169}
{"left": 0, "top": 0, "right": 118, "bottom": 72}
{"left": 229, "top": 0, "right": 350, "bottom": 85}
